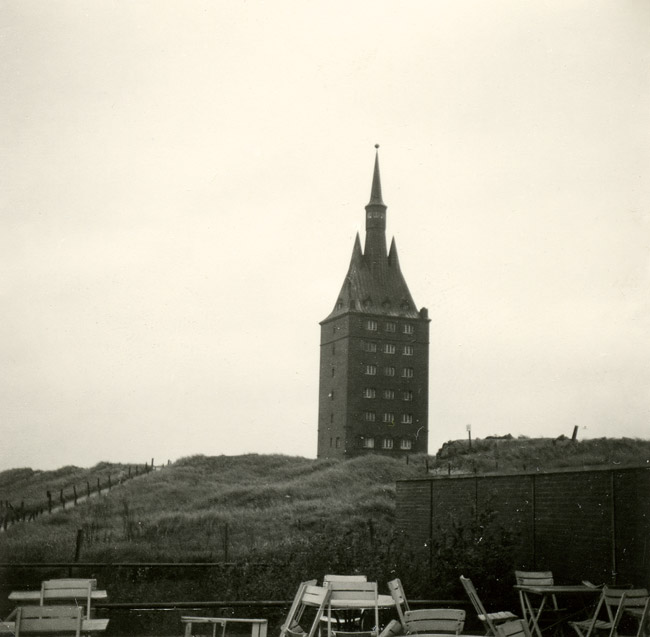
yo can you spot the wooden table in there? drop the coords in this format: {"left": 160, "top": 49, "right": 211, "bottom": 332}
{"left": 0, "top": 618, "right": 109, "bottom": 634}
{"left": 181, "top": 616, "right": 268, "bottom": 637}
{"left": 514, "top": 584, "right": 600, "bottom": 637}
{"left": 9, "top": 590, "right": 108, "bottom": 602}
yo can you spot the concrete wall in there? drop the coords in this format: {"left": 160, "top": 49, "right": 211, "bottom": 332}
{"left": 396, "top": 465, "right": 650, "bottom": 587}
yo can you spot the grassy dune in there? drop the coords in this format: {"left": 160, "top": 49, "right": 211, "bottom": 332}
{"left": 1, "top": 438, "right": 648, "bottom": 565}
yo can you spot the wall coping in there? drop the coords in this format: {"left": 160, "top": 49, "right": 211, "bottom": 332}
{"left": 397, "top": 463, "right": 650, "bottom": 484}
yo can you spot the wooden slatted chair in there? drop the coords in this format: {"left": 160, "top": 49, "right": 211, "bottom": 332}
{"left": 514, "top": 570, "right": 567, "bottom": 636}
{"left": 279, "top": 580, "right": 318, "bottom": 637}
{"left": 40, "top": 580, "right": 94, "bottom": 619}
{"left": 570, "top": 588, "right": 649, "bottom": 637}
{"left": 402, "top": 609, "right": 466, "bottom": 635}
{"left": 327, "top": 581, "right": 380, "bottom": 637}
{"left": 460, "top": 575, "right": 517, "bottom": 636}
{"left": 15, "top": 606, "right": 83, "bottom": 637}
{"left": 280, "top": 583, "right": 331, "bottom": 637}
{"left": 322, "top": 576, "right": 368, "bottom": 631}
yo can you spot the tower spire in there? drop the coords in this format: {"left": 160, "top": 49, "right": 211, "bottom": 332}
{"left": 367, "top": 144, "right": 385, "bottom": 206}
{"left": 364, "top": 144, "right": 387, "bottom": 264}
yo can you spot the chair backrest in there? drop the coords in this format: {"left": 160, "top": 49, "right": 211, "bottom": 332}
{"left": 403, "top": 609, "right": 466, "bottom": 635}
{"left": 603, "top": 588, "right": 649, "bottom": 637}
{"left": 514, "top": 572, "right": 554, "bottom": 587}
{"left": 460, "top": 575, "right": 497, "bottom": 635}
{"left": 387, "top": 579, "right": 410, "bottom": 625}
{"left": 460, "top": 575, "right": 488, "bottom": 616}
{"left": 40, "top": 580, "right": 94, "bottom": 619}
{"left": 495, "top": 620, "right": 531, "bottom": 637}
{"left": 324, "top": 575, "right": 368, "bottom": 583}
{"left": 16, "top": 606, "right": 83, "bottom": 637}
{"left": 328, "top": 581, "right": 379, "bottom": 636}
{"left": 514, "top": 571, "right": 559, "bottom": 610}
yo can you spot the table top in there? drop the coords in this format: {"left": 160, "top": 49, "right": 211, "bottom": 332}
{"left": 182, "top": 617, "right": 268, "bottom": 625}
{"left": 0, "top": 619, "right": 109, "bottom": 634}
{"left": 514, "top": 585, "right": 600, "bottom": 595}
{"left": 328, "top": 594, "right": 395, "bottom": 609}
{"left": 9, "top": 590, "right": 108, "bottom": 601}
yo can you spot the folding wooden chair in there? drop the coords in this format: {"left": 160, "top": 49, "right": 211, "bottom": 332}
{"left": 15, "top": 606, "right": 83, "bottom": 637}
{"left": 570, "top": 588, "right": 649, "bottom": 637}
{"left": 327, "top": 581, "right": 380, "bottom": 637}
{"left": 40, "top": 580, "right": 94, "bottom": 620}
{"left": 280, "top": 583, "right": 331, "bottom": 637}
{"left": 402, "top": 609, "right": 466, "bottom": 635}
{"left": 280, "top": 580, "right": 318, "bottom": 637}
{"left": 460, "top": 575, "right": 517, "bottom": 636}
{"left": 323, "top": 576, "right": 368, "bottom": 632}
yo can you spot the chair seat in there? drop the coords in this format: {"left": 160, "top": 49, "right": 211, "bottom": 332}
{"left": 480, "top": 613, "right": 518, "bottom": 623}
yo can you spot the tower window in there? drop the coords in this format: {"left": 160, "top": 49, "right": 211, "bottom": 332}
{"left": 363, "top": 388, "right": 376, "bottom": 398}
{"left": 362, "top": 437, "right": 375, "bottom": 449}
{"left": 402, "top": 390, "right": 413, "bottom": 401}
{"left": 403, "top": 324, "right": 414, "bottom": 335}
{"left": 331, "top": 367, "right": 335, "bottom": 377}
{"left": 366, "top": 320, "right": 378, "bottom": 331}
{"left": 336, "top": 437, "right": 340, "bottom": 448}
{"left": 364, "top": 411, "right": 376, "bottom": 422}
{"left": 402, "top": 367, "right": 414, "bottom": 378}
{"left": 383, "top": 413, "right": 395, "bottom": 424}
{"left": 383, "top": 389, "right": 395, "bottom": 400}
{"left": 384, "top": 366, "right": 395, "bottom": 377}
{"left": 403, "top": 345, "right": 414, "bottom": 356}
{"left": 382, "top": 438, "right": 394, "bottom": 450}
{"left": 400, "top": 439, "right": 412, "bottom": 450}
{"left": 365, "top": 364, "right": 377, "bottom": 375}
{"left": 401, "top": 414, "right": 413, "bottom": 424}
{"left": 384, "top": 344, "right": 396, "bottom": 354}
{"left": 363, "top": 341, "right": 377, "bottom": 352}
{"left": 385, "top": 322, "right": 396, "bottom": 332}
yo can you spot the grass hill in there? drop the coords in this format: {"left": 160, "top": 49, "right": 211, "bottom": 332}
{"left": 1, "top": 437, "right": 648, "bottom": 565}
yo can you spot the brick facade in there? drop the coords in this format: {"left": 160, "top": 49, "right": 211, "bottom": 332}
{"left": 396, "top": 466, "right": 650, "bottom": 587}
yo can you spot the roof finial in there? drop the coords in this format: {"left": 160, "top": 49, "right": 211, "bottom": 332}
{"left": 375, "top": 143, "right": 379, "bottom": 149}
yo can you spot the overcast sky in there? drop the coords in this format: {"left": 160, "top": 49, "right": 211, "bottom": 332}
{"left": 2, "top": 1, "right": 649, "bottom": 471}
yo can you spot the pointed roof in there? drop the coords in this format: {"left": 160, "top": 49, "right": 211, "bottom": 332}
{"left": 323, "top": 148, "right": 420, "bottom": 322}
{"left": 367, "top": 146, "right": 385, "bottom": 207}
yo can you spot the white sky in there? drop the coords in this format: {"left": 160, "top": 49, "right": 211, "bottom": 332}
{"left": 1, "top": 1, "right": 649, "bottom": 471}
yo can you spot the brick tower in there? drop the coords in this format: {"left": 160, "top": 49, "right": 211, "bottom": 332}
{"left": 317, "top": 148, "right": 430, "bottom": 458}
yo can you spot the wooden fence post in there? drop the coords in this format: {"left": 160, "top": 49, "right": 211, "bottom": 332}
{"left": 73, "top": 485, "right": 78, "bottom": 506}
{"left": 47, "top": 491, "right": 52, "bottom": 514}
{"left": 60, "top": 489, "right": 65, "bottom": 509}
